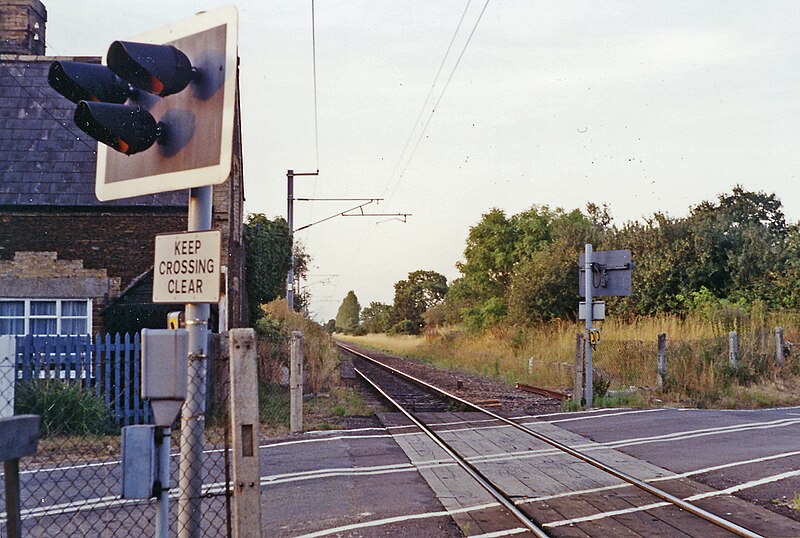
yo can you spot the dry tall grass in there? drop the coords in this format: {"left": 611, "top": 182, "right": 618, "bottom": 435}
{"left": 341, "top": 310, "right": 800, "bottom": 408}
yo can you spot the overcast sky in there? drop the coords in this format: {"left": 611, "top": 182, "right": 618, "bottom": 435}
{"left": 43, "top": 1, "right": 800, "bottom": 322}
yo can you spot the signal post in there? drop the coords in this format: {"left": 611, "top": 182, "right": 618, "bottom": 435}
{"left": 48, "top": 6, "right": 240, "bottom": 537}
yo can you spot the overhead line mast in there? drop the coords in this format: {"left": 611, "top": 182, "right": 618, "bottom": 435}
{"left": 285, "top": 169, "right": 412, "bottom": 311}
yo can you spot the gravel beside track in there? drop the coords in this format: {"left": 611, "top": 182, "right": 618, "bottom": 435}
{"left": 338, "top": 341, "right": 563, "bottom": 417}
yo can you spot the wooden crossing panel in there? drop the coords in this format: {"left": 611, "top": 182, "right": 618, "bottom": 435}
{"left": 381, "top": 411, "right": 800, "bottom": 537}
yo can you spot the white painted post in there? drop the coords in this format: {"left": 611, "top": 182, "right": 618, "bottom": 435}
{"left": 527, "top": 357, "right": 533, "bottom": 377}
{"left": 290, "top": 332, "right": 303, "bottom": 434}
{"left": 0, "top": 336, "right": 16, "bottom": 418}
{"left": 229, "top": 329, "right": 262, "bottom": 538}
{"left": 657, "top": 333, "right": 667, "bottom": 391}
{"left": 729, "top": 331, "right": 739, "bottom": 368}
{"left": 775, "top": 327, "right": 785, "bottom": 367}
{"left": 573, "top": 333, "right": 584, "bottom": 406}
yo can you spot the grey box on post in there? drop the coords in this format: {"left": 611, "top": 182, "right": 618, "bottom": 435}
{"left": 121, "top": 425, "right": 156, "bottom": 499}
{"left": 141, "top": 328, "right": 189, "bottom": 427}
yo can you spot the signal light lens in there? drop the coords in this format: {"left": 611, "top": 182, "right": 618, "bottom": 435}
{"left": 74, "top": 102, "right": 160, "bottom": 155}
{"left": 107, "top": 41, "right": 194, "bottom": 97}
{"left": 48, "top": 61, "right": 132, "bottom": 104}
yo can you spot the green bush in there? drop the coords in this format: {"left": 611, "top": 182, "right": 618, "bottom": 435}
{"left": 15, "top": 380, "right": 114, "bottom": 437}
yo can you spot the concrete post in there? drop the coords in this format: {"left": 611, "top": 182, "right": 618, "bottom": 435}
{"left": 290, "top": 332, "right": 304, "bottom": 433}
{"left": 775, "top": 327, "right": 785, "bottom": 367}
{"left": 229, "top": 329, "right": 262, "bottom": 538}
{"left": 573, "top": 332, "right": 584, "bottom": 406}
{"left": 0, "top": 336, "right": 16, "bottom": 418}
{"left": 728, "top": 331, "right": 739, "bottom": 368}
{"left": 657, "top": 333, "right": 667, "bottom": 391}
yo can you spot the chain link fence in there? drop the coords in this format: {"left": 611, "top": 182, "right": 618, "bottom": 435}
{"left": 0, "top": 332, "right": 232, "bottom": 537}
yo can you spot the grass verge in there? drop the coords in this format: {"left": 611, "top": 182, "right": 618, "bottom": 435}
{"left": 341, "top": 313, "right": 800, "bottom": 409}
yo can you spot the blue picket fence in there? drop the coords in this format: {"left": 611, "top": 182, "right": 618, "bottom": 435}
{"left": 15, "top": 333, "right": 152, "bottom": 427}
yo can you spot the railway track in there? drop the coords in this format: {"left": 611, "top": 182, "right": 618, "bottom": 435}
{"left": 337, "top": 342, "right": 764, "bottom": 538}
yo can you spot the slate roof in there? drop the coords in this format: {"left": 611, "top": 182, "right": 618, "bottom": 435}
{"left": 0, "top": 55, "right": 187, "bottom": 208}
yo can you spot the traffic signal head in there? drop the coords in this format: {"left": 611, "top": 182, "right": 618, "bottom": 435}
{"left": 49, "top": 41, "right": 194, "bottom": 156}
{"left": 46, "top": 5, "right": 238, "bottom": 201}
{"left": 107, "top": 41, "right": 195, "bottom": 97}
{"left": 47, "top": 61, "right": 133, "bottom": 104}
{"left": 74, "top": 102, "right": 161, "bottom": 155}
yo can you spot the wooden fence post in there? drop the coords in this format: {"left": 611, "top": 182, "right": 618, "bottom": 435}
{"left": 729, "top": 331, "right": 739, "bottom": 368}
{"left": 573, "top": 333, "right": 584, "bottom": 406}
{"left": 775, "top": 327, "right": 785, "bottom": 367}
{"left": 229, "top": 329, "right": 262, "bottom": 538}
{"left": 290, "top": 332, "right": 304, "bottom": 434}
{"left": 657, "top": 333, "right": 667, "bottom": 391}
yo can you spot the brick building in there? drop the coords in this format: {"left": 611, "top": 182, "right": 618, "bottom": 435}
{"left": 0, "top": 0, "right": 246, "bottom": 336}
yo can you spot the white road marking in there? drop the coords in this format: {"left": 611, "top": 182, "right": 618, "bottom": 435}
{"left": 292, "top": 502, "right": 501, "bottom": 538}
{"left": 6, "top": 442, "right": 800, "bottom": 532}
{"left": 12, "top": 412, "right": 800, "bottom": 491}
{"left": 543, "top": 468, "right": 800, "bottom": 529}
{"left": 545, "top": 408, "right": 666, "bottom": 423}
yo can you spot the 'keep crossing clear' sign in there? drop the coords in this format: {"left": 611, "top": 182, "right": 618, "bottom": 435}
{"left": 153, "top": 230, "right": 221, "bottom": 303}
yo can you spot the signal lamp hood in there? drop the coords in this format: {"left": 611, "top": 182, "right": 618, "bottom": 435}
{"left": 48, "top": 61, "right": 133, "bottom": 104}
{"left": 107, "top": 41, "right": 196, "bottom": 97}
{"left": 74, "top": 101, "right": 161, "bottom": 155}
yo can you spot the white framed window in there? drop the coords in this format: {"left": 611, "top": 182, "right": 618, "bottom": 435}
{"left": 0, "top": 299, "right": 92, "bottom": 336}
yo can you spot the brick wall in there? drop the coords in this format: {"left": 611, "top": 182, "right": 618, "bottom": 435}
{"left": 0, "top": 0, "right": 47, "bottom": 56}
{"left": 0, "top": 251, "right": 120, "bottom": 333}
{"left": 0, "top": 208, "right": 187, "bottom": 289}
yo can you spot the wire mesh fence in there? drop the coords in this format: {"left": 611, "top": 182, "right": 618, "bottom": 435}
{"left": 256, "top": 329, "right": 292, "bottom": 434}
{"left": 0, "top": 332, "right": 232, "bottom": 537}
{"left": 589, "top": 325, "right": 795, "bottom": 401}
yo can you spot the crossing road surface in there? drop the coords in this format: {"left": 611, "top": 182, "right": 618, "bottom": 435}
{"left": 549, "top": 405, "right": 800, "bottom": 523}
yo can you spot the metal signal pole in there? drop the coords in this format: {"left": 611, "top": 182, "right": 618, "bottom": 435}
{"left": 178, "top": 185, "right": 212, "bottom": 538}
{"left": 584, "top": 243, "right": 593, "bottom": 409}
{"left": 286, "top": 170, "right": 319, "bottom": 311}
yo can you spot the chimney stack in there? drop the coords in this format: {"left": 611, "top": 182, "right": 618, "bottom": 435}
{"left": 0, "top": 0, "right": 47, "bottom": 56}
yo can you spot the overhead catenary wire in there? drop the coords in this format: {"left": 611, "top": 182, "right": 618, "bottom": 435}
{"left": 339, "top": 0, "right": 491, "bottom": 294}
{"left": 311, "top": 0, "right": 320, "bottom": 172}
{"left": 379, "top": 0, "right": 474, "bottom": 200}
{"left": 385, "top": 0, "right": 491, "bottom": 206}
{"left": 308, "top": 0, "right": 322, "bottom": 222}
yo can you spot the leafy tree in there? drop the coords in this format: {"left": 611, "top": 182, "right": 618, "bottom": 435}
{"left": 448, "top": 204, "right": 602, "bottom": 326}
{"left": 243, "top": 214, "right": 291, "bottom": 323}
{"left": 456, "top": 209, "right": 517, "bottom": 302}
{"left": 291, "top": 242, "right": 311, "bottom": 313}
{"left": 360, "top": 302, "right": 393, "bottom": 334}
{"left": 391, "top": 270, "right": 448, "bottom": 332}
{"left": 335, "top": 291, "right": 361, "bottom": 333}
{"left": 508, "top": 238, "right": 580, "bottom": 323}
{"left": 611, "top": 187, "right": 792, "bottom": 316}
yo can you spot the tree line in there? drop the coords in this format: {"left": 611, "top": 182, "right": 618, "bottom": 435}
{"left": 334, "top": 186, "right": 800, "bottom": 334}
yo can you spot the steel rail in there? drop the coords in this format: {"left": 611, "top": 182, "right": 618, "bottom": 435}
{"left": 352, "top": 365, "right": 550, "bottom": 538}
{"left": 515, "top": 382, "right": 568, "bottom": 401}
{"left": 338, "top": 342, "right": 763, "bottom": 538}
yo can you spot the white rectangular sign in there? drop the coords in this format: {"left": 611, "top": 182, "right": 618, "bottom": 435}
{"left": 578, "top": 301, "right": 606, "bottom": 321}
{"left": 153, "top": 230, "right": 221, "bottom": 303}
